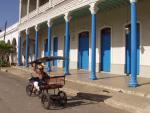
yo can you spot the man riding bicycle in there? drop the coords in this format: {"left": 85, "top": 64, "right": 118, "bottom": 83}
{"left": 31, "top": 63, "right": 50, "bottom": 91}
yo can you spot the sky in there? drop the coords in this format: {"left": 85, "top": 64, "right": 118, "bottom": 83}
{"left": 0, "top": 0, "right": 19, "bottom": 30}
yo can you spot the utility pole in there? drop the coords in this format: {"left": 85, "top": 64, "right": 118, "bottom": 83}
{"left": 4, "top": 21, "right": 7, "bottom": 41}
{"left": 0, "top": 26, "right": 2, "bottom": 32}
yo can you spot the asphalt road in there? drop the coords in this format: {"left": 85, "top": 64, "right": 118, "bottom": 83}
{"left": 0, "top": 71, "right": 129, "bottom": 113}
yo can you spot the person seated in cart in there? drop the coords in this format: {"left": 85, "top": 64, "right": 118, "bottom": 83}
{"left": 31, "top": 63, "right": 50, "bottom": 91}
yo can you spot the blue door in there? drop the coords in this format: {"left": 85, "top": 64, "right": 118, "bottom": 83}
{"left": 44, "top": 39, "right": 48, "bottom": 57}
{"left": 125, "top": 31, "right": 131, "bottom": 74}
{"left": 44, "top": 39, "right": 48, "bottom": 67}
{"left": 125, "top": 24, "right": 140, "bottom": 75}
{"left": 101, "top": 28, "right": 111, "bottom": 72}
{"left": 63, "top": 36, "right": 65, "bottom": 67}
{"left": 78, "top": 32, "right": 89, "bottom": 70}
{"left": 53, "top": 37, "right": 58, "bottom": 66}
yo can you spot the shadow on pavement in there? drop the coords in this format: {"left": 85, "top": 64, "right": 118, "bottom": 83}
{"left": 76, "top": 92, "right": 111, "bottom": 102}
{"left": 66, "top": 92, "right": 111, "bottom": 108}
{"left": 138, "top": 82, "right": 150, "bottom": 87}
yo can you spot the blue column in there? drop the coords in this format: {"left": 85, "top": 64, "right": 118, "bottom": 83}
{"left": 35, "top": 30, "right": 39, "bottom": 60}
{"left": 47, "top": 26, "right": 52, "bottom": 72}
{"left": 90, "top": 14, "right": 97, "bottom": 80}
{"left": 17, "top": 33, "right": 21, "bottom": 66}
{"left": 26, "top": 31, "right": 29, "bottom": 67}
{"left": 64, "top": 21, "right": 70, "bottom": 75}
{"left": 129, "top": 1, "right": 138, "bottom": 87}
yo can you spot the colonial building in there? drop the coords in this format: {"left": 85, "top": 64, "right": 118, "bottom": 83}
{"left": 0, "top": 0, "right": 150, "bottom": 87}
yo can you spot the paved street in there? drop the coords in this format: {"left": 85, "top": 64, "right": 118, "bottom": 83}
{"left": 0, "top": 71, "right": 130, "bottom": 113}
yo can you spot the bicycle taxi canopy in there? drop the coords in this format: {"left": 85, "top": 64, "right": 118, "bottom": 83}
{"left": 29, "top": 56, "right": 66, "bottom": 65}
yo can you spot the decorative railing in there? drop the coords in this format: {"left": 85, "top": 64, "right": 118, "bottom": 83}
{"left": 38, "top": 2, "right": 50, "bottom": 14}
{"left": 21, "top": 0, "right": 67, "bottom": 22}
{"left": 28, "top": 9, "right": 37, "bottom": 19}
{"left": 21, "top": 15, "right": 28, "bottom": 23}
{"left": 52, "top": 0, "right": 65, "bottom": 6}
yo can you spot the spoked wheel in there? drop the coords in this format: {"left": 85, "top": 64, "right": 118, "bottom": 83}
{"left": 33, "top": 89, "right": 42, "bottom": 97}
{"left": 58, "top": 91, "right": 67, "bottom": 107}
{"left": 26, "top": 84, "right": 33, "bottom": 96}
{"left": 41, "top": 93, "right": 51, "bottom": 109}
{"left": 37, "top": 90, "right": 42, "bottom": 98}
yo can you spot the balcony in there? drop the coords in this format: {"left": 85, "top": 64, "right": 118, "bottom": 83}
{"left": 21, "top": 0, "right": 66, "bottom": 23}
{"left": 29, "top": 9, "right": 37, "bottom": 19}
{"left": 21, "top": 15, "right": 28, "bottom": 23}
{"left": 19, "top": 0, "right": 94, "bottom": 30}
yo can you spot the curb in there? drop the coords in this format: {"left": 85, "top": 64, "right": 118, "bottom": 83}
{"left": 65, "top": 79, "right": 149, "bottom": 99}
{"left": 104, "top": 99, "right": 143, "bottom": 113}
{"left": 62, "top": 87, "right": 146, "bottom": 113}
{"left": 104, "top": 97, "right": 150, "bottom": 113}
{"left": 0, "top": 67, "right": 30, "bottom": 79}
{"left": 12, "top": 66, "right": 33, "bottom": 73}
{"left": 0, "top": 68, "right": 8, "bottom": 72}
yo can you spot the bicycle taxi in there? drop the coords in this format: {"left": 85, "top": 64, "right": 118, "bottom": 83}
{"left": 26, "top": 56, "right": 67, "bottom": 109}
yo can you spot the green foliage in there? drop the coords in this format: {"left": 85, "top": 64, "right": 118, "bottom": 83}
{"left": 0, "top": 41, "right": 14, "bottom": 55}
{"left": 0, "top": 59, "right": 9, "bottom": 67}
{"left": 0, "top": 40, "right": 14, "bottom": 67}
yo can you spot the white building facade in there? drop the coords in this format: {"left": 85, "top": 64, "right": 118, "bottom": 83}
{"left": 0, "top": 0, "right": 150, "bottom": 87}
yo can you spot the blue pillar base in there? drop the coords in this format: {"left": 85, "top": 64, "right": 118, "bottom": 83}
{"left": 128, "top": 79, "right": 138, "bottom": 88}
{"left": 90, "top": 73, "right": 97, "bottom": 80}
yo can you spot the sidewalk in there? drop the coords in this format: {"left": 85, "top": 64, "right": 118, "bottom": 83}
{"left": 67, "top": 70, "right": 150, "bottom": 98}
{"left": 1, "top": 66, "right": 150, "bottom": 113}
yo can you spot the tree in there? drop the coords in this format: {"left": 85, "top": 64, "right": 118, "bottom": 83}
{"left": 0, "top": 41, "right": 14, "bottom": 67}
